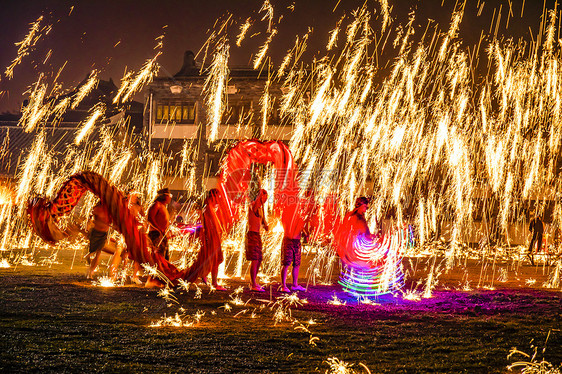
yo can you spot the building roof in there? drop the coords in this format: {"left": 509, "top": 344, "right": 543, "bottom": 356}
{"left": 0, "top": 126, "right": 104, "bottom": 176}
{"left": 0, "top": 77, "right": 144, "bottom": 178}
{"left": 167, "top": 50, "right": 270, "bottom": 80}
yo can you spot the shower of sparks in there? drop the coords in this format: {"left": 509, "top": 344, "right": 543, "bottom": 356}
{"left": 259, "top": 0, "right": 274, "bottom": 33}
{"left": 497, "top": 268, "right": 508, "bottom": 283}
{"left": 146, "top": 158, "right": 162, "bottom": 203}
{"left": 327, "top": 17, "right": 344, "bottom": 51}
{"left": 358, "top": 297, "right": 379, "bottom": 305}
{"left": 75, "top": 103, "right": 105, "bottom": 145}
{"left": 204, "top": 39, "right": 229, "bottom": 143}
{"left": 15, "top": 132, "right": 44, "bottom": 206}
{"left": 229, "top": 294, "right": 245, "bottom": 306}
{"left": 261, "top": 79, "right": 271, "bottom": 136}
{"left": 38, "top": 252, "right": 61, "bottom": 267}
{"left": 113, "top": 71, "right": 133, "bottom": 104}
{"left": 18, "top": 256, "right": 36, "bottom": 266}
{"left": 5, "top": 16, "right": 50, "bottom": 79}
{"left": 253, "top": 29, "right": 277, "bottom": 70}
{"left": 177, "top": 279, "right": 191, "bottom": 292}
{"left": 236, "top": 18, "right": 252, "bottom": 47}
{"left": 0, "top": 187, "right": 12, "bottom": 206}
{"left": 402, "top": 289, "right": 422, "bottom": 301}
{"left": 543, "top": 261, "right": 561, "bottom": 289}
{"left": 0, "top": 259, "right": 10, "bottom": 268}
{"left": 19, "top": 75, "right": 50, "bottom": 132}
{"left": 142, "top": 263, "right": 172, "bottom": 286}
{"left": 438, "top": 11, "right": 463, "bottom": 62}
{"left": 71, "top": 70, "right": 99, "bottom": 109}
{"left": 109, "top": 150, "right": 133, "bottom": 183}
{"left": 232, "top": 286, "right": 244, "bottom": 295}
{"left": 194, "top": 285, "right": 202, "bottom": 299}
{"left": 377, "top": 0, "right": 392, "bottom": 32}
{"left": 274, "top": 292, "right": 307, "bottom": 309}
{"left": 272, "top": 305, "right": 289, "bottom": 325}
{"left": 5, "top": 0, "right": 562, "bottom": 306}
{"left": 51, "top": 96, "right": 71, "bottom": 124}
{"left": 113, "top": 50, "right": 162, "bottom": 104}
{"left": 423, "top": 261, "right": 441, "bottom": 298}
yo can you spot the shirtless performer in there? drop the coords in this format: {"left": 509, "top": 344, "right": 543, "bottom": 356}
{"left": 246, "top": 189, "right": 269, "bottom": 291}
{"left": 147, "top": 188, "right": 172, "bottom": 260}
{"left": 87, "top": 201, "right": 116, "bottom": 279}
{"left": 280, "top": 194, "right": 315, "bottom": 293}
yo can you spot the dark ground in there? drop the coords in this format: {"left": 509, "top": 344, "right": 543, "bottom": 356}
{"left": 0, "top": 250, "right": 561, "bottom": 373}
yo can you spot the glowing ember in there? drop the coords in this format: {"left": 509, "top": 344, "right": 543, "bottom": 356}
{"left": 327, "top": 294, "right": 345, "bottom": 306}
{"left": 402, "top": 290, "right": 421, "bottom": 302}
{"left": 149, "top": 312, "right": 197, "bottom": 328}
{"left": 95, "top": 276, "right": 116, "bottom": 288}
{"left": 325, "top": 357, "right": 368, "bottom": 374}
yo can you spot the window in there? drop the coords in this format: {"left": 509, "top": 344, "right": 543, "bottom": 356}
{"left": 156, "top": 101, "right": 196, "bottom": 124}
{"left": 183, "top": 105, "right": 195, "bottom": 122}
{"left": 267, "top": 100, "right": 281, "bottom": 126}
{"left": 227, "top": 101, "right": 253, "bottom": 124}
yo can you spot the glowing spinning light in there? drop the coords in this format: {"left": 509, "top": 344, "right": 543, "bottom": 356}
{"left": 338, "top": 231, "right": 406, "bottom": 297}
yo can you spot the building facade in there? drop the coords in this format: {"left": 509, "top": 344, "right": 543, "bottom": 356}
{"left": 145, "top": 51, "right": 293, "bottom": 199}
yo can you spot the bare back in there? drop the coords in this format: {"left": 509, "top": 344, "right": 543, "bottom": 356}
{"left": 147, "top": 201, "right": 170, "bottom": 233}
{"left": 92, "top": 204, "right": 111, "bottom": 232}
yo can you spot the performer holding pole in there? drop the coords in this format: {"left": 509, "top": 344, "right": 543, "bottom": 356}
{"left": 246, "top": 189, "right": 269, "bottom": 292}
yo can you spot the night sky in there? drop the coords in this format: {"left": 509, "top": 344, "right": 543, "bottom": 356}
{"left": 0, "top": 0, "right": 557, "bottom": 112}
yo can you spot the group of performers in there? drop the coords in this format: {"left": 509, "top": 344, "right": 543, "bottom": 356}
{"left": 85, "top": 188, "right": 172, "bottom": 284}
{"left": 84, "top": 184, "right": 375, "bottom": 293}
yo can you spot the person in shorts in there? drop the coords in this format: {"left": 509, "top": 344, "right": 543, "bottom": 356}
{"left": 246, "top": 189, "right": 269, "bottom": 291}
{"left": 280, "top": 193, "right": 315, "bottom": 292}
{"left": 87, "top": 201, "right": 115, "bottom": 279}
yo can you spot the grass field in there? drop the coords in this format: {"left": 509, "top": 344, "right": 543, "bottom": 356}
{"left": 0, "top": 249, "right": 560, "bottom": 373}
